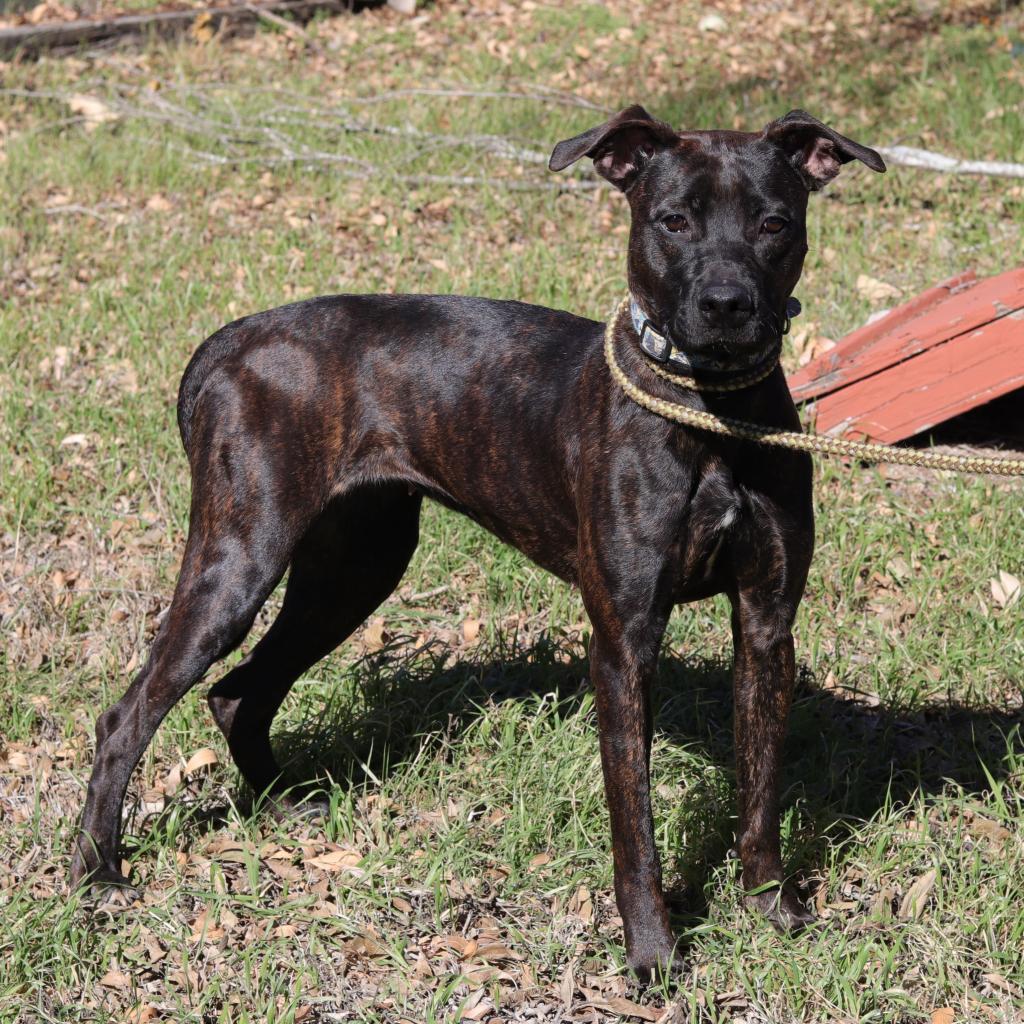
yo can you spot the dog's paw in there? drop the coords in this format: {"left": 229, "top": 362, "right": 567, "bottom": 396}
{"left": 89, "top": 878, "right": 142, "bottom": 912}
{"left": 626, "top": 934, "right": 683, "bottom": 986}
{"left": 745, "top": 885, "right": 816, "bottom": 934}
{"left": 69, "top": 848, "right": 128, "bottom": 890}
{"left": 71, "top": 863, "right": 140, "bottom": 910}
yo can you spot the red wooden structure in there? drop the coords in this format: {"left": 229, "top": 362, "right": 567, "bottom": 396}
{"left": 787, "top": 267, "right": 1024, "bottom": 444}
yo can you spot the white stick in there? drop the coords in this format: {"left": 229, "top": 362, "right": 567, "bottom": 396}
{"left": 878, "top": 145, "right": 1024, "bottom": 180}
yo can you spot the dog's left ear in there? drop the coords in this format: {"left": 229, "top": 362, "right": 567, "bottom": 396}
{"left": 765, "top": 110, "right": 886, "bottom": 190}
{"left": 548, "top": 104, "right": 677, "bottom": 191}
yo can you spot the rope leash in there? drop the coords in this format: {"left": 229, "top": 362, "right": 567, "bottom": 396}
{"left": 640, "top": 341, "right": 781, "bottom": 392}
{"left": 604, "top": 297, "right": 1024, "bottom": 477}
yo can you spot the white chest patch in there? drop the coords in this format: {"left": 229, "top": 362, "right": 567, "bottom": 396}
{"left": 716, "top": 501, "right": 740, "bottom": 534}
{"left": 702, "top": 497, "right": 742, "bottom": 575}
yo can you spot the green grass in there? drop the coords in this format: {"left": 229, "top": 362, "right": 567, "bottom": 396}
{"left": 1, "top": 1, "right": 1024, "bottom": 1021}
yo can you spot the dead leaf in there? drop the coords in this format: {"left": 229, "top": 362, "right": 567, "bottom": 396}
{"left": 989, "top": 570, "right": 1021, "bottom": 609}
{"left": 413, "top": 952, "right": 433, "bottom": 979}
{"left": 475, "top": 941, "right": 521, "bottom": 962}
{"left": 59, "top": 432, "right": 92, "bottom": 447}
{"left": 558, "top": 962, "right": 574, "bottom": 1007}
{"left": 697, "top": 12, "right": 727, "bottom": 32}
{"left": 982, "top": 972, "right": 1021, "bottom": 996}
{"left": 460, "top": 988, "right": 491, "bottom": 1021}
{"left": 305, "top": 847, "right": 363, "bottom": 874}
{"left": 183, "top": 747, "right": 219, "bottom": 776}
{"left": 715, "top": 989, "right": 749, "bottom": 1011}
{"left": 68, "top": 94, "right": 119, "bottom": 132}
{"left": 189, "top": 10, "right": 215, "bottom": 42}
{"left": 604, "top": 996, "right": 662, "bottom": 1021}
{"left": 968, "top": 815, "right": 1012, "bottom": 849}
{"left": 898, "top": 868, "right": 937, "bottom": 919}
{"left": 856, "top": 273, "right": 902, "bottom": 302}
{"left": 99, "top": 967, "right": 131, "bottom": 990}
{"left": 362, "top": 616, "right": 388, "bottom": 652}
{"left": 162, "top": 764, "right": 182, "bottom": 796}
{"left": 344, "top": 933, "right": 388, "bottom": 957}
{"left": 462, "top": 616, "right": 482, "bottom": 645}
{"left": 265, "top": 858, "right": 302, "bottom": 882}
{"left": 567, "top": 884, "right": 593, "bottom": 923}
{"left": 790, "top": 321, "right": 836, "bottom": 367}
{"left": 931, "top": 1009, "right": 955, "bottom": 1024}
{"left": 145, "top": 194, "right": 173, "bottom": 213}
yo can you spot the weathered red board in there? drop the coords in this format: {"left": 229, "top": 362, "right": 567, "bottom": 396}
{"left": 787, "top": 267, "right": 1024, "bottom": 444}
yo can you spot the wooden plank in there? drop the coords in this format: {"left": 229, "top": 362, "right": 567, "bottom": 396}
{"left": 787, "top": 268, "right": 985, "bottom": 402}
{"left": 807, "top": 313, "right": 1024, "bottom": 443}
{"left": 0, "top": 0, "right": 341, "bottom": 56}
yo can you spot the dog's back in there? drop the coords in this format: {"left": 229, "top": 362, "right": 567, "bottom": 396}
{"left": 177, "top": 293, "right": 600, "bottom": 455}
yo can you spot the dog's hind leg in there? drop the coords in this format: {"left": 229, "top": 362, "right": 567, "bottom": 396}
{"left": 206, "top": 482, "right": 422, "bottom": 809}
{"left": 69, "top": 505, "right": 298, "bottom": 890}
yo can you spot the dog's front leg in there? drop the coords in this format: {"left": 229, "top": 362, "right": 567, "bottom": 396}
{"left": 580, "top": 553, "right": 676, "bottom": 980}
{"left": 729, "top": 590, "right": 814, "bottom": 932}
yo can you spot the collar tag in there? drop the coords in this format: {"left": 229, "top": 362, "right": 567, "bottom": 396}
{"left": 639, "top": 321, "right": 670, "bottom": 362}
{"left": 630, "top": 297, "right": 671, "bottom": 363}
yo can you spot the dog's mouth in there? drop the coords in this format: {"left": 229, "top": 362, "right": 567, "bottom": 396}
{"left": 666, "top": 317, "right": 781, "bottom": 372}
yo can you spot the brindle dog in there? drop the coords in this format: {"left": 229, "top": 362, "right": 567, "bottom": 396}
{"left": 72, "top": 106, "right": 885, "bottom": 978}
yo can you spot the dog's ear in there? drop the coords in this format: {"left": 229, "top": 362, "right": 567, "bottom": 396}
{"left": 548, "top": 104, "right": 677, "bottom": 191}
{"left": 765, "top": 110, "right": 886, "bottom": 190}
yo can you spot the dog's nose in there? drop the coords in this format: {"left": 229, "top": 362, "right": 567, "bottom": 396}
{"left": 698, "top": 283, "right": 754, "bottom": 327}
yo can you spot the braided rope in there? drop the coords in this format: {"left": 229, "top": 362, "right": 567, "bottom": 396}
{"left": 643, "top": 343, "right": 781, "bottom": 391}
{"left": 605, "top": 297, "right": 1024, "bottom": 477}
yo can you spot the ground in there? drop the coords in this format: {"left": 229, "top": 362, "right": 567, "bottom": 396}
{"left": 1, "top": 0, "right": 1023, "bottom": 1021}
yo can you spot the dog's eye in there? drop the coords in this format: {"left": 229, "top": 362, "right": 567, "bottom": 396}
{"left": 662, "top": 214, "right": 689, "bottom": 233}
{"left": 761, "top": 216, "right": 788, "bottom": 234}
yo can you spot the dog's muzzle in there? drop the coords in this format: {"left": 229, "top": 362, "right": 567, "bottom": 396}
{"left": 629, "top": 295, "right": 799, "bottom": 377}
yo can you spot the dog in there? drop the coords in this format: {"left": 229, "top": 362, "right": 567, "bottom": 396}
{"left": 71, "top": 106, "right": 885, "bottom": 979}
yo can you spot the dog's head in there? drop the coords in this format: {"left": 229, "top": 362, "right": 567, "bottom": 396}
{"left": 550, "top": 106, "right": 885, "bottom": 365}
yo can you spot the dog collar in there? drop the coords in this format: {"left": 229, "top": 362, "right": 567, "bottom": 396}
{"left": 627, "top": 294, "right": 799, "bottom": 386}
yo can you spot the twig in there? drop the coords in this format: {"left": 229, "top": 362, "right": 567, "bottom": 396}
{"left": 878, "top": 145, "right": 1024, "bottom": 180}
{"left": 341, "top": 86, "right": 612, "bottom": 113}
{"left": 403, "top": 584, "right": 450, "bottom": 604}
{"left": 43, "top": 203, "right": 119, "bottom": 221}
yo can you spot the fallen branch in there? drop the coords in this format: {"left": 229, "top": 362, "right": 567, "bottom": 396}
{"left": 0, "top": 0, "right": 342, "bottom": 57}
{"left": 878, "top": 145, "right": 1024, "bottom": 180}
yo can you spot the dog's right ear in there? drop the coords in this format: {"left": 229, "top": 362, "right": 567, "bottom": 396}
{"left": 548, "top": 105, "right": 677, "bottom": 191}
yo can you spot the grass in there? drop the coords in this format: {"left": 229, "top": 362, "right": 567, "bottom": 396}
{"left": 1, "top": 0, "right": 1024, "bottom": 1020}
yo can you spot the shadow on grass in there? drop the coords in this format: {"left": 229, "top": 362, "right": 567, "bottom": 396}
{"left": 259, "top": 632, "right": 1021, "bottom": 927}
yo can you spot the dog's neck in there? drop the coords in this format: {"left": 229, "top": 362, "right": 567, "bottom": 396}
{"left": 628, "top": 295, "right": 767, "bottom": 374}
